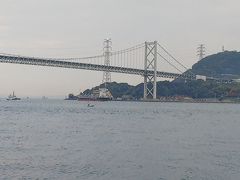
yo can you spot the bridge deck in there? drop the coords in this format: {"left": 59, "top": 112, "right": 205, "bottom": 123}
{"left": 0, "top": 54, "right": 195, "bottom": 79}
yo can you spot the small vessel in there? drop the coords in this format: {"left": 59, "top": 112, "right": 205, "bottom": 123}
{"left": 87, "top": 103, "right": 95, "bottom": 107}
{"left": 7, "top": 91, "right": 21, "bottom": 101}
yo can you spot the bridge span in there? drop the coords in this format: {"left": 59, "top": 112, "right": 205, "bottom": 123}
{"left": 0, "top": 54, "right": 195, "bottom": 80}
{"left": 0, "top": 41, "right": 229, "bottom": 100}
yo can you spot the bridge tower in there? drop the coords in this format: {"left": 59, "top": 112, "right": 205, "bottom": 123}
{"left": 144, "top": 41, "right": 158, "bottom": 100}
{"left": 102, "top": 39, "right": 112, "bottom": 86}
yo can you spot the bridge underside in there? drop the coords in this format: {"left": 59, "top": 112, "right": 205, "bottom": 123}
{"left": 0, "top": 54, "right": 196, "bottom": 80}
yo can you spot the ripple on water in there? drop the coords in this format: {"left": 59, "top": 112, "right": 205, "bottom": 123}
{"left": 0, "top": 100, "right": 240, "bottom": 180}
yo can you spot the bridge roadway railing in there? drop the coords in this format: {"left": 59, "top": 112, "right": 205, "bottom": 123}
{"left": 0, "top": 54, "right": 196, "bottom": 80}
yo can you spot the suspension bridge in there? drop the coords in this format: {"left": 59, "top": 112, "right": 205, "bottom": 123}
{"left": 0, "top": 40, "right": 226, "bottom": 100}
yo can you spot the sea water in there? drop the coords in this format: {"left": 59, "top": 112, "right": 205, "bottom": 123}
{"left": 0, "top": 99, "right": 240, "bottom": 180}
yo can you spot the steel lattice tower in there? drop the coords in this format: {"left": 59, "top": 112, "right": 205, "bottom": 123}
{"left": 144, "top": 41, "right": 158, "bottom": 100}
{"left": 102, "top": 39, "right": 112, "bottom": 86}
{"left": 197, "top": 44, "right": 205, "bottom": 61}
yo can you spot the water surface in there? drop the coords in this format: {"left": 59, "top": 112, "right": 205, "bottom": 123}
{"left": 0, "top": 99, "right": 240, "bottom": 180}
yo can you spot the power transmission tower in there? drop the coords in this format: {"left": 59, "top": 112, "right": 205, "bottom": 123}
{"left": 102, "top": 39, "right": 112, "bottom": 87}
{"left": 197, "top": 44, "right": 205, "bottom": 60}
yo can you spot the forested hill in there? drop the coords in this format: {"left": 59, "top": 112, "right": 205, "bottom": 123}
{"left": 83, "top": 81, "right": 240, "bottom": 99}
{"left": 191, "top": 51, "right": 240, "bottom": 78}
{"left": 81, "top": 51, "right": 240, "bottom": 99}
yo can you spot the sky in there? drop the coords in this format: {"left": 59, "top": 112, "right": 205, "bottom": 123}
{"left": 0, "top": 0, "right": 240, "bottom": 97}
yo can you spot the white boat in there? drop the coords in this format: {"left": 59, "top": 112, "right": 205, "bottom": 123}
{"left": 7, "top": 91, "right": 21, "bottom": 101}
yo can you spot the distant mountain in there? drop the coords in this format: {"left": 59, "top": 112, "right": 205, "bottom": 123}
{"left": 191, "top": 51, "right": 240, "bottom": 79}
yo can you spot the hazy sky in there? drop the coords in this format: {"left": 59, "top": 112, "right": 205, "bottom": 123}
{"left": 0, "top": 0, "right": 239, "bottom": 97}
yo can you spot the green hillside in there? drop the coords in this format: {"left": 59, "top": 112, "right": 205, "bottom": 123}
{"left": 191, "top": 51, "right": 240, "bottom": 78}
{"left": 81, "top": 51, "right": 240, "bottom": 99}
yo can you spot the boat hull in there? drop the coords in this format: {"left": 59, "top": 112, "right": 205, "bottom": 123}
{"left": 78, "top": 97, "right": 112, "bottom": 101}
{"left": 7, "top": 98, "right": 21, "bottom": 101}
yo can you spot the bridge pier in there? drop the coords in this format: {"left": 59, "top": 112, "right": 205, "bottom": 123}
{"left": 144, "top": 41, "right": 157, "bottom": 100}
